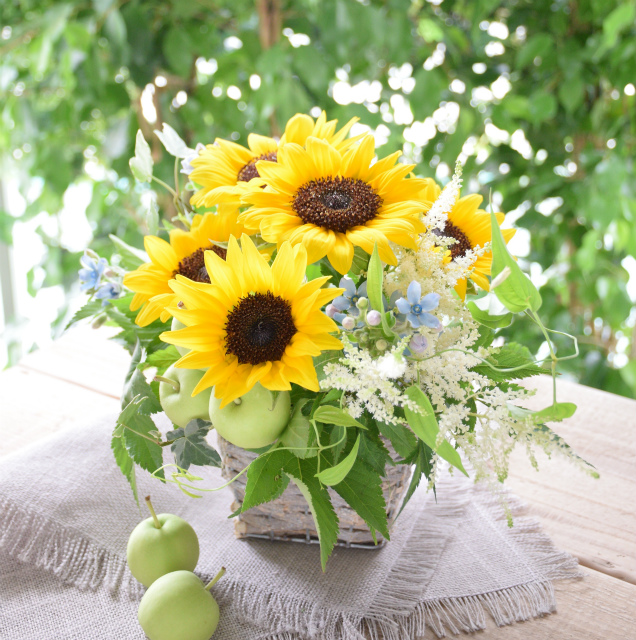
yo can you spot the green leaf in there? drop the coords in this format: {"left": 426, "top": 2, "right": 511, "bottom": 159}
{"left": 396, "top": 440, "right": 433, "bottom": 518}
{"left": 283, "top": 457, "right": 339, "bottom": 571}
{"left": 138, "top": 345, "right": 181, "bottom": 375}
{"left": 111, "top": 431, "right": 138, "bottom": 505}
{"left": 316, "top": 434, "right": 360, "bottom": 485}
{"left": 603, "top": 3, "right": 636, "bottom": 49}
{"left": 358, "top": 430, "right": 393, "bottom": 475}
{"left": 330, "top": 456, "right": 390, "bottom": 539}
{"left": 313, "top": 405, "right": 367, "bottom": 429}
{"left": 490, "top": 210, "right": 542, "bottom": 313}
{"left": 129, "top": 129, "right": 153, "bottom": 183}
{"left": 121, "top": 341, "right": 163, "bottom": 414}
{"left": 366, "top": 243, "right": 384, "bottom": 313}
{"left": 313, "top": 351, "right": 342, "bottom": 382}
{"left": 120, "top": 411, "right": 164, "bottom": 479}
{"left": 66, "top": 300, "right": 103, "bottom": 329}
{"left": 532, "top": 424, "right": 597, "bottom": 476}
{"left": 472, "top": 342, "right": 550, "bottom": 383}
{"left": 330, "top": 425, "right": 347, "bottom": 464}
{"left": 241, "top": 448, "right": 294, "bottom": 511}
{"left": 404, "top": 386, "right": 468, "bottom": 476}
{"left": 375, "top": 419, "right": 418, "bottom": 460}
{"left": 558, "top": 75, "right": 585, "bottom": 114}
{"left": 350, "top": 246, "right": 371, "bottom": 276}
{"left": 467, "top": 301, "right": 513, "bottom": 329}
{"left": 279, "top": 400, "right": 317, "bottom": 458}
{"left": 166, "top": 419, "right": 221, "bottom": 470}
{"left": 508, "top": 401, "right": 577, "bottom": 424}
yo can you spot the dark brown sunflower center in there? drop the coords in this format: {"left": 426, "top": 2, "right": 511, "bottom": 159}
{"left": 432, "top": 222, "right": 472, "bottom": 260}
{"left": 175, "top": 245, "right": 227, "bottom": 283}
{"left": 237, "top": 151, "right": 278, "bottom": 182}
{"left": 292, "top": 176, "right": 383, "bottom": 234}
{"left": 224, "top": 292, "right": 297, "bottom": 365}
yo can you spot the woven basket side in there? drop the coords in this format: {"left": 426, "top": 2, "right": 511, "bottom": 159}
{"left": 218, "top": 435, "right": 411, "bottom": 548}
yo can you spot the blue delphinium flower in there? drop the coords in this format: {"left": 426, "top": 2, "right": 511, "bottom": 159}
{"left": 95, "top": 282, "right": 122, "bottom": 306}
{"left": 389, "top": 290, "right": 406, "bottom": 323}
{"left": 78, "top": 255, "right": 108, "bottom": 293}
{"left": 395, "top": 281, "right": 441, "bottom": 330}
{"left": 332, "top": 276, "right": 367, "bottom": 317}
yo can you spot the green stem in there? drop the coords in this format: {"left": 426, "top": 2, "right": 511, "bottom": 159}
{"left": 145, "top": 495, "right": 161, "bottom": 528}
{"left": 205, "top": 567, "right": 226, "bottom": 590}
{"left": 154, "top": 375, "right": 179, "bottom": 392}
{"left": 528, "top": 309, "right": 558, "bottom": 405}
{"left": 151, "top": 176, "right": 177, "bottom": 197}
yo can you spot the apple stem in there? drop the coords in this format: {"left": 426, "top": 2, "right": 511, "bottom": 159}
{"left": 154, "top": 375, "right": 180, "bottom": 392}
{"left": 145, "top": 495, "right": 162, "bottom": 529}
{"left": 204, "top": 567, "right": 226, "bottom": 590}
{"left": 233, "top": 398, "right": 242, "bottom": 405}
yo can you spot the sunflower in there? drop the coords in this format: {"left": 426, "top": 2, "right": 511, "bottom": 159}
{"left": 189, "top": 111, "right": 359, "bottom": 209}
{"left": 239, "top": 135, "right": 433, "bottom": 274}
{"left": 421, "top": 183, "right": 516, "bottom": 298}
{"left": 160, "top": 235, "right": 343, "bottom": 406}
{"left": 123, "top": 209, "right": 244, "bottom": 326}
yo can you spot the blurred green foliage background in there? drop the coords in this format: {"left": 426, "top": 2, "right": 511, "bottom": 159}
{"left": 1, "top": 0, "right": 635, "bottom": 397}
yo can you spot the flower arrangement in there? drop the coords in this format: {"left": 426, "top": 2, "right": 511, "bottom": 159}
{"left": 73, "top": 113, "right": 595, "bottom": 570}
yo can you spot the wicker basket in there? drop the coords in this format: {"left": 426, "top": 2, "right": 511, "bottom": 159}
{"left": 218, "top": 435, "right": 412, "bottom": 549}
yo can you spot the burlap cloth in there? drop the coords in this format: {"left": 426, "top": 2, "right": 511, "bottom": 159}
{"left": 0, "top": 413, "right": 579, "bottom": 639}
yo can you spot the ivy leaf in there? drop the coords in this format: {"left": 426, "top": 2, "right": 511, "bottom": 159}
{"left": 111, "top": 432, "right": 138, "bottom": 505}
{"left": 66, "top": 300, "right": 103, "bottom": 329}
{"left": 283, "top": 456, "right": 339, "bottom": 571}
{"left": 242, "top": 448, "right": 295, "bottom": 512}
{"left": 467, "top": 301, "right": 513, "bottom": 329}
{"left": 375, "top": 419, "right": 418, "bottom": 460}
{"left": 404, "top": 386, "right": 468, "bottom": 476}
{"left": 315, "top": 434, "right": 360, "bottom": 486}
{"left": 166, "top": 419, "right": 221, "bottom": 470}
{"left": 329, "top": 454, "right": 390, "bottom": 540}
{"left": 472, "top": 342, "right": 550, "bottom": 383}
{"left": 129, "top": 129, "right": 153, "bottom": 182}
{"left": 313, "top": 406, "right": 367, "bottom": 429}
{"left": 490, "top": 210, "right": 542, "bottom": 313}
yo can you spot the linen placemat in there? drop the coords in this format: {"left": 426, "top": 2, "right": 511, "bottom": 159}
{"left": 0, "top": 413, "right": 579, "bottom": 639}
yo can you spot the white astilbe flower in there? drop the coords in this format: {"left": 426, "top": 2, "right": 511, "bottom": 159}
{"left": 319, "top": 165, "right": 595, "bottom": 492}
{"left": 423, "top": 160, "right": 463, "bottom": 231}
{"left": 375, "top": 351, "right": 407, "bottom": 380}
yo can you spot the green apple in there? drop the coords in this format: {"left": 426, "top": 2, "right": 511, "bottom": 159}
{"left": 209, "top": 383, "right": 291, "bottom": 449}
{"left": 158, "top": 365, "right": 211, "bottom": 428}
{"left": 138, "top": 568, "right": 225, "bottom": 640}
{"left": 171, "top": 317, "right": 189, "bottom": 356}
{"left": 127, "top": 496, "right": 200, "bottom": 588}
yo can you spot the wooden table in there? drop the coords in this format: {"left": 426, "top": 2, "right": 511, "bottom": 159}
{"left": 1, "top": 326, "right": 635, "bottom": 639}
